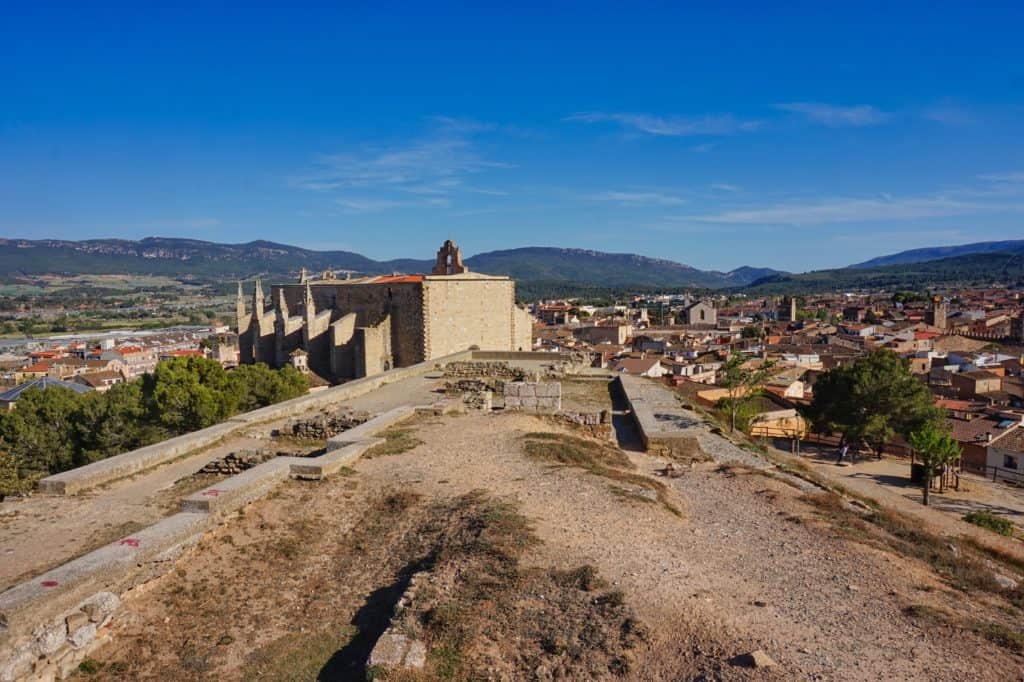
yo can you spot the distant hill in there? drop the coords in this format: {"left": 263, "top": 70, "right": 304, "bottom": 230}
{"left": 0, "top": 237, "right": 783, "bottom": 290}
{"left": 850, "top": 239, "right": 1024, "bottom": 268}
{"left": 745, "top": 250, "right": 1024, "bottom": 294}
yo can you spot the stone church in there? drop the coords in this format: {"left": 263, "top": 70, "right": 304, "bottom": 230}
{"left": 236, "top": 240, "right": 533, "bottom": 382}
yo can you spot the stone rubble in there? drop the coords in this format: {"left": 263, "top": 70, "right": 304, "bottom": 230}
{"left": 367, "top": 572, "right": 430, "bottom": 672}
{"left": 284, "top": 409, "right": 371, "bottom": 440}
{"left": 198, "top": 450, "right": 276, "bottom": 475}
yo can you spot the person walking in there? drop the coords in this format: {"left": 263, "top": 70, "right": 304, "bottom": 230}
{"left": 836, "top": 443, "right": 849, "bottom": 465}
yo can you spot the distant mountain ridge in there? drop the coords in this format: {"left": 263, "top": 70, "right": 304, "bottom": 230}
{"left": 850, "top": 239, "right": 1024, "bottom": 268}
{"left": 0, "top": 237, "right": 784, "bottom": 289}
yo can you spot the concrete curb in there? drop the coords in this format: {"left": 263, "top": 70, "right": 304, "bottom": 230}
{"left": 37, "top": 422, "right": 240, "bottom": 496}
{"left": 289, "top": 440, "right": 384, "bottom": 480}
{"left": 180, "top": 459, "right": 292, "bottom": 514}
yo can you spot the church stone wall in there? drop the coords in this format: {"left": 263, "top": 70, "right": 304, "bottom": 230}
{"left": 512, "top": 304, "right": 534, "bottom": 352}
{"left": 423, "top": 278, "right": 518, "bottom": 358}
{"left": 271, "top": 282, "right": 426, "bottom": 373}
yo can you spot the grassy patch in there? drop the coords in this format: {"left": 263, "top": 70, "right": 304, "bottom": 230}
{"left": 559, "top": 378, "right": 613, "bottom": 411}
{"left": 521, "top": 432, "right": 682, "bottom": 517}
{"left": 366, "top": 427, "right": 424, "bottom": 458}
{"left": 395, "top": 492, "right": 647, "bottom": 680}
{"left": 244, "top": 625, "right": 358, "bottom": 682}
{"left": 971, "top": 622, "right": 1024, "bottom": 653}
{"left": 964, "top": 511, "right": 1015, "bottom": 537}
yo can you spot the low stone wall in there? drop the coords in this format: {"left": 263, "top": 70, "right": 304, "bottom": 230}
{"left": 469, "top": 350, "right": 570, "bottom": 362}
{"left": 503, "top": 382, "right": 562, "bottom": 413}
{"left": 615, "top": 375, "right": 702, "bottom": 458}
{"left": 0, "top": 511, "right": 212, "bottom": 681}
{"left": 37, "top": 350, "right": 474, "bottom": 496}
{"left": 442, "top": 361, "right": 525, "bottom": 380}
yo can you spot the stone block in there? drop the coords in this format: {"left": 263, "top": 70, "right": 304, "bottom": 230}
{"left": 81, "top": 592, "right": 120, "bottom": 623}
{"left": 0, "top": 642, "right": 34, "bottom": 682}
{"left": 368, "top": 632, "right": 408, "bottom": 669}
{"left": 181, "top": 459, "right": 291, "bottom": 514}
{"left": 68, "top": 623, "right": 96, "bottom": 649}
{"left": 34, "top": 621, "right": 67, "bottom": 657}
{"left": 65, "top": 611, "right": 89, "bottom": 633}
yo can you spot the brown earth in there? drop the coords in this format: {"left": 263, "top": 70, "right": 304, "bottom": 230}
{"left": 81, "top": 411, "right": 1024, "bottom": 681}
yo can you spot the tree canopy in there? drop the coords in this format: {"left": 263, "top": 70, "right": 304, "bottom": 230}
{"left": 0, "top": 357, "right": 308, "bottom": 494}
{"left": 807, "top": 349, "right": 939, "bottom": 456}
{"left": 908, "top": 421, "right": 961, "bottom": 506}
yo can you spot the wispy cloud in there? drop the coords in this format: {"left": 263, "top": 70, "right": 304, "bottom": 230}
{"left": 684, "top": 194, "right": 1023, "bottom": 225}
{"left": 585, "top": 190, "right": 688, "bottom": 206}
{"left": 565, "top": 111, "right": 762, "bottom": 137}
{"left": 923, "top": 102, "right": 975, "bottom": 126}
{"left": 711, "top": 183, "right": 740, "bottom": 192}
{"left": 692, "top": 143, "right": 716, "bottom": 153}
{"left": 335, "top": 198, "right": 408, "bottom": 213}
{"left": 293, "top": 119, "right": 512, "bottom": 211}
{"left": 774, "top": 102, "right": 889, "bottom": 127}
{"left": 979, "top": 171, "right": 1024, "bottom": 184}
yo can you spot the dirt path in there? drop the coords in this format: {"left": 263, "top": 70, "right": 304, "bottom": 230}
{"left": 89, "top": 412, "right": 1023, "bottom": 680}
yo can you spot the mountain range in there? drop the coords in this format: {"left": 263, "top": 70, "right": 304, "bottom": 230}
{"left": 1, "top": 236, "right": 1022, "bottom": 295}
{"left": 0, "top": 238, "right": 784, "bottom": 289}
{"left": 849, "top": 239, "right": 1024, "bottom": 268}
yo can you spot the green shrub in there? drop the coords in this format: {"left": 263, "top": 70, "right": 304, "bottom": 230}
{"left": 964, "top": 511, "right": 1015, "bottom": 537}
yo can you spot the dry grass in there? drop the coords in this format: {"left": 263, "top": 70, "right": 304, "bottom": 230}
{"left": 801, "top": 492, "right": 1012, "bottom": 596}
{"left": 385, "top": 492, "right": 648, "bottom": 680}
{"left": 521, "top": 432, "right": 682, "bottom": 517}
{"left": 366, "top": 427, "right": 425, "bottom": 458}
{"left": 559, "top": 378, "right": 613, "bottom": 412}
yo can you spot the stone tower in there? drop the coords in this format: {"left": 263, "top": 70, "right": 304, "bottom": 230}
{"left": 431, "top": 239, "right": 468, "bottom": 275}
{"left": 927, "top": 296, "right": 948, "bottom": 330}
{"left": 235, "top": 281, "right": 247, "bottom": 332}
{"left": 778, "top": 296, "right": 797, "bottom": 322}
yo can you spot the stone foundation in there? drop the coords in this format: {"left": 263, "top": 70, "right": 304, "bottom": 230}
{"left": 283, "top": 409, "right": 370, "bottom": 440}
{"left": 441, "top": 361, "right": 525, "bottom": 381}
{"left": 197, "top": 449, "right": 276, "bottom": 475}
{"left": 554, "top": 410, "right": 613, "bottom": 440}
{"left": 503, "top": 382, "right": 562, "bottom": 413}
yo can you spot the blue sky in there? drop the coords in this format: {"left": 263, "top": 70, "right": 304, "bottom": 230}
{"left": 2, "top": 2, "right": 1023, "bottom": 272}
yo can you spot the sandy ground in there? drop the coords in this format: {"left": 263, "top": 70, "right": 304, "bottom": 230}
{"left": 89, "top": 410, "right": 1024, "bottom": 681}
